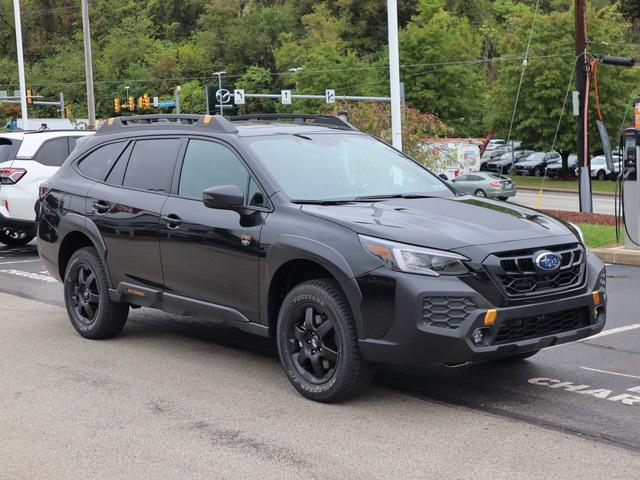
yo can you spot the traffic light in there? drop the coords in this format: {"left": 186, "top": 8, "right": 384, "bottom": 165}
{"left": 142, "top": 93, "right": 150, "bottom": 109}
{"left": 114, "top": 97, "right": 121, "bottom": 113}
{"left": 137, "top": 96, "right": 143, "bottom": 110}
{"left": 26, "top": 88, "right": 33, "bottom": 105}
{"left": 128, "top": 96, "right": 135, "bottom": 111}
{"left": 64, "top": 106, "right": 72, "bottom": 119}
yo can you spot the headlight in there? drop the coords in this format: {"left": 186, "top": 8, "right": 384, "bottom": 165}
{"left": 359, "top": 235, "right": 469, "bottom": 276}
{"left": 568, "top": 222, "right": 585, "bottom": 244}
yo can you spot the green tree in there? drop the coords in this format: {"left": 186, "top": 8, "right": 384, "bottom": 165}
{"left": 399, "top": 0, "right": 486, "bottom": 136}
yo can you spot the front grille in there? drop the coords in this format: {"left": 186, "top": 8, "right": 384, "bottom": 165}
{"left": 484, "top": 244, "right": 585, "bottom": 298}
{"left": 423, "top": 297, "right": 477, "bottom": 329}
{"left": 494, "top": 308, "right": 591, "bottom": 344}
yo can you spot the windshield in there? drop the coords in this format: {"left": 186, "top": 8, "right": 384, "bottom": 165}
{"left": 0, "top": 138, "right": 21, "bottom": 163}
{"left": 246, "top": 133, "right": 452, "bottom": 201}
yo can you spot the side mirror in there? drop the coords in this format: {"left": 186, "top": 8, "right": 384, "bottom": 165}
{"left": 439, "top": 174, "right": 449, "bottom": 181}
{"left": 203, "top": 185, "right": 244, "bottom": 210}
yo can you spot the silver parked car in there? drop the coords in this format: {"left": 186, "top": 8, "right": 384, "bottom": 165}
{"left": 451, "top": 171, "right": 517, "bottom": 200}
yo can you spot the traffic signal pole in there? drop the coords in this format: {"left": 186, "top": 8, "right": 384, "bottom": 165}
{"left": 12, "top": 0, "right": 28, "bottom": 130}
{"left": 575, "top": 0, "right": 592, "bottom": 212}
{"left": 82, "top": 0, "right": 96, "bottom": 129}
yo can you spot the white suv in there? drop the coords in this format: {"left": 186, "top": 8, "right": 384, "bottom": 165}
{"left": 590, "top": 154, "right": 622, "bottom": 181}
{"left": 0, "top": 130, "right": 94, "bottom": 246}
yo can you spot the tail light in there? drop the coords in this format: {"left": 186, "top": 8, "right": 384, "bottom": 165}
{"left": 454, "top": 170, "right": 460, "bottom": 177}
{"left": 0, "top": 168, "right": 27, "bottom": 184}
{"left": 489, "top": 181, "right": 501, "bottom": 187}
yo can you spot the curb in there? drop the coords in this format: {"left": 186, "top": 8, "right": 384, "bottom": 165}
{"left": 591, "top": 246, "right": 640, "bottom": 266}
{"left": 518, "top": 186, "right": 616, "bottom": 197}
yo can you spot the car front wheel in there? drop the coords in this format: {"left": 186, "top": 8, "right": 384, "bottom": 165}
{"left": 0, "top": 228, "right": 35, "bottom": 247}
{"left": 276, "top": 279, "right": 373, "bottom": 403}
{"left": 533, "top": 167, "right": 542, "bottom": 177}
{"left": 64, "top": 247, "right": 129, "bottom": 339}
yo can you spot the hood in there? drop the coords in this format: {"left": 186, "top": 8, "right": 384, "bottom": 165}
{"left": 301, "top": 196, "right": 575, "bottom": 251}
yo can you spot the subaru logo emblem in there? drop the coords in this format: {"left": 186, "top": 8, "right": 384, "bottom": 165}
{"left": 535, "top": 251, "right": 560, "bottom": 272}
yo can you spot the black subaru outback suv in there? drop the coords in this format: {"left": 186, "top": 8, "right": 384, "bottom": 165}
{"left": 38, "top": 114, "right": 607, "bottom": 402}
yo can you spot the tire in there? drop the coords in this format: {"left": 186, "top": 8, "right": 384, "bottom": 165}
{"left": 494, "top": 350, "right": 540, "bottom": 363}
{"left": 276, "top": 279, "right": 373, "bottom": 403}
{"left": 0, "top": 227, "right": 35, "bottom": 247}
{"left": 497, "top": 196, "right": 508, "bottom": 201}
{"left": 474, "top": 189, "right": 487, "bottom": 198}
{"left": 63, "top": 247, "right": 129, "bottom": 339}
{"left": 596, "top": 170, "right": 606, "bottom": 181}
{"left": 533, "top": 167, "right": 542, "bottom": 177}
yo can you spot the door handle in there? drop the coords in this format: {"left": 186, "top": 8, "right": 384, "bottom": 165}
{"left": 161, "top": 214, "right": 182, "bottom": 228}
{"left": 92, "top": 200, "right": 110, "bottom": 214}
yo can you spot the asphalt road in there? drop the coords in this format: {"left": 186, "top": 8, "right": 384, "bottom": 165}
{"left": 513, "top": 189, "right": 615, "bottom": 215}
{"left": 1, "top": 244, "right": 640, "bottom": 478}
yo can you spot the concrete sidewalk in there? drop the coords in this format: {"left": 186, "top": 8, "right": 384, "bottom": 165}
{"left": 592, "top": 245, "right": 640, "bottom": 266}
{"left": 1, "top": 293, "right": 639, "bottom": 479}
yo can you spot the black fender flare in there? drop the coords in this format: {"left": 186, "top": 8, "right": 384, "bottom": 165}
{"left": 263, "top": 234, "right": 365, "bottom": 338}
{"left": 58, "top": 213, "right": 112, "bottom": 287}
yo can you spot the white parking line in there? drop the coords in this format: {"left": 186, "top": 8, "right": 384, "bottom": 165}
{"left": 579, "top": 324, "right": 640, "bottom": 342}
{"left": 580, "top": 367, "right": 640, "bottom": 381}
{"left": 0, "top": 259, "right": 41, "bottom": 266}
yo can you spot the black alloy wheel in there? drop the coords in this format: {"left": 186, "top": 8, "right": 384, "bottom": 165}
{"left": 276, "top": 279, "right": 373, "bottom": 402}
{"left": 286, "top": 304, "right": 340, "bottom": 384}
{"left": 70, "top": 264, "right": 100, "bottom": 325}
{"left": 0, "top": 227, "right": 35, "bottom": 247}
{"left": 533, "top": 167, "right": 542, "bottom": 177}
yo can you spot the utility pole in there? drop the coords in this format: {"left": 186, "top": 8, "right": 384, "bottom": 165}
{"left": 12, "top": 0, "right": 28, "bottom": 130}
{"left": 175, "top": 85, "right": 181, "bottom": 114}
{"left": 81, "top": 0, "right": 96, "bottom": 128}
{"left": 387, "top": 0, "right": 403, "bottom": 151}
{"left": 575, "top": 0, "right": 592, "bottom": 212}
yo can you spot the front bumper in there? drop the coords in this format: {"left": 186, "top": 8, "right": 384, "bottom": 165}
{"left": 358, "top": 252, "right": 606, "bottom": 367}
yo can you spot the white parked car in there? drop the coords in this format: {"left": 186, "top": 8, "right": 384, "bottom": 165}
{"left": 0, "top": 130, "right": 94, "bottom": 246}
{"left": 590, "top": 154, "right": 622, "bottom": 181}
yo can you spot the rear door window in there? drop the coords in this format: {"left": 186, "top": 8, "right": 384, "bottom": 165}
{"left": 123, "top": 139, "right": 181, "bottom": 192}
{"left": 32, "top": 137, "right": 69, "bottom": 166}
{"left": 78, "top": 142, "right": 127, "bottom": 180}
{"left": 0, "top": 138, "right": 21, "bottom": 162}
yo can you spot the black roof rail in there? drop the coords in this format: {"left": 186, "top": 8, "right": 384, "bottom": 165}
{"left": 97, "top": 114, "right": 238, "bottom": 135}
{"left": 229, "top": 114, "right": 357, "bottom": 131}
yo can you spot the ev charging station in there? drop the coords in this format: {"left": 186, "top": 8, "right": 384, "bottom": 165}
{"left": 620, "top": 97, "right": 640, "bottom": 249}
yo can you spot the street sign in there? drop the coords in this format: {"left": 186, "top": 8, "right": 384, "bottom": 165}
{"left": 281, "top": 90, "right": 292, "bottom": 105}
{"left": 234, "top": 89, "right": 245, "bottom": 105}
{"left": 158, "top": 100, "right": 176, "bottom": 108}
{"left": 153, "top": 96, "right": 159, "bottom": 108}
{"left": 216, "top": 89, "right": 231, "bottom": 105}
{"left": 325, "top": 89, "right": 336, "bottom": 104}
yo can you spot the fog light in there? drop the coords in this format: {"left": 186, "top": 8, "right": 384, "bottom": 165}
{"left": 593, "top": 306, "right": 605, "bottom": 323}
{"left": 472, "top": 327, "right": 491, "bottom": 346}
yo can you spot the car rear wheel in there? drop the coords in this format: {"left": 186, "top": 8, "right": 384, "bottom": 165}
{"left": 474, "top": 189, "right": 487, "bottom": 198}
{"left": 596, "top": 170, "right": 606, "bottom": 181}
{"left": 0, "top": 228, "right": 35, "bottom": 247}
{"left": 497, "top": 196, "right": 509, "bottom": 201}
{"left": 276, "top": 279, "right": 373, "bottom": 403}
{"left": 64, "top": 247, "right": 129, "bottom": 339}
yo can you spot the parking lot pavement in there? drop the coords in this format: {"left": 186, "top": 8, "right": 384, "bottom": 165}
{"left": 1, "top": 245, "right": 640, "bottom": 478}
{"left": 513, "top": 189, "right": 615, "bottom": 215}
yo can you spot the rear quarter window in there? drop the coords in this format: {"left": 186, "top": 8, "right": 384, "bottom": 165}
{"left": 0, "top": 138, "right": 21, "bottom": 163}
{"left": 77, "top": 142, "right": 127, "bottom": 180}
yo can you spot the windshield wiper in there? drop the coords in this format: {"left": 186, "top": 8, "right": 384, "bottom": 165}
{"left": 291, "top": 198, "right": 356, "bottom": 205}
{"left": 353, "top": 193, "right": 439, "bottom": 201}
